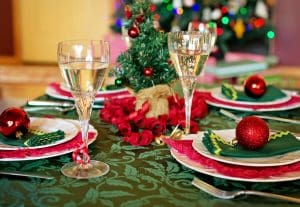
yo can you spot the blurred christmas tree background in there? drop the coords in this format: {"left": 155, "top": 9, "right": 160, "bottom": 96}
{"left": 111, "top": 0, "right": 276, "bottom": 60}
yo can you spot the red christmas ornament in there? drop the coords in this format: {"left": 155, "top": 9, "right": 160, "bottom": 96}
{"left": 135, "top": 14, "right": 145, "bottom": 23}
{"left": 143, "top": 67, "right": 153, "bottom": 77}
{"left": 150, "top": 4, "right": 156, "bottom": 12}
{"left": 0, "top": 107, "right": 30, "bottom": 139}
{"left": 124, "top": 5, "right": 132, "bottom": 19}
{"left": 128, "top": 26, "right": 139, "bottom": 38}
{"left": 236, "top": 116, "right": 269, "bottom": 150}
{"left": 244, "top": 75, "right": 267, "bottom": 98}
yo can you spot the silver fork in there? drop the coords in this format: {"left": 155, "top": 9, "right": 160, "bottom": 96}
{"left": 192, "top": 177, "right": 300, "bottom": 204}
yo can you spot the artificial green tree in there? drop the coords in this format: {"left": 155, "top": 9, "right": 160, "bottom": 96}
{"left": 114, "top": 0, "right": 177, "bottom": 93}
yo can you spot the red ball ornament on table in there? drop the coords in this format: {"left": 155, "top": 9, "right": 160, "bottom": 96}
{"left": 0, "top": 107, "right": 30, "bottom": 139}
{"left": 236, "top": 116, "right": 269, "bottom": 150}
{"left": 244, "top": 75, "right": 267, "bottom": 98}
{"left": 143, "top": 67, "right": 153, "bottom": 77}
{"left": 128, "top": 26, "right": 139, "bottom": 38}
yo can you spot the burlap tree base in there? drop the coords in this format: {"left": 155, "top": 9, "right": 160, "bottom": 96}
{"left": 135, "top": 84, "right": 172, "bottom": 118}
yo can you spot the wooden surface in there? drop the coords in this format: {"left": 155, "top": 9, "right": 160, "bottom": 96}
{"left": 0, "top": 65, "right": 61, "bottom": 111}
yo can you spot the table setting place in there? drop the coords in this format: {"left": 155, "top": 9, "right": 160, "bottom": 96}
{"left": 2, "top": 2, "right": 300, "bottom": 206}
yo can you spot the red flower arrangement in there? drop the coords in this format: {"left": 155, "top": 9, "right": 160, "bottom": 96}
{"left": 99, "top": 92, "right": 208, "bottom": 146}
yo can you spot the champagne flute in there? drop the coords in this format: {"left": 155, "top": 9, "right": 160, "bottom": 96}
{"left": 188, "top": 21, "right": 217, "bottom": 48}
{"left": 168, "top": 31, "right": 214, "bottom": 134}
{"left": 57, "top": 40, "right": 110, "bottom": 179}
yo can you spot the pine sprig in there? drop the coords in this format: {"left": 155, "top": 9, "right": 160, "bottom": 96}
{"left": 115, "top": 0, "right": 177, "bottom": 92}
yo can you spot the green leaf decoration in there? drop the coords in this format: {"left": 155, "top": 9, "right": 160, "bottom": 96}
{"left": 100, "top": 199, "right": 114, "bottom": 207}
{"left": 110, "top": 143, "right": 122, "bottom": 153}
{"left": 99, "top": 190, "right": 134, "bottom": 198}
{"left": 121, "top": 145, "right": 147, "bottom": 151}
{"left": 120, "top": 199, "right": 149, "bottom": 207}
{"left": 139, "top": 174, "right": 159, "bottom": 184}
{"left": 177, "top": 192, "right": 200, "bottom": 200}
{"left": 63, "top": 200, "right": 77, "bottom": 207}
{"left": 39, "top": 187, "right": 71, "bottom": 195}
{"left": 124, "top": 151, "right": 135, "bottom": 156}
{"left": 20, "top": 160, "right": 49, "bottom": 171}
{"left": 168, "top": 173, "right": 194, "bottom": 180}
{"left": 144, "top": 168, "right": 166, "bottom": 178}
{"left": 144, "top": 160, "right": 165, "bottom": 170}
{"left": 124, "top": 165, "right": 138, "bottom": 177}
{"left": 70, "top": 182, "right": 88, "bottom": 188}
{"left": 138, "top": 150, "right": 157, "bottom": 159}
{"left": 159, "top": 187, "right": 173, "bottom": 197}
{"left": 166, "top": 161, "right": 180, "bottom": 173}
{"left": 19, "top": 181, "right": 36, "bottom": 193}
{"left": 84, "top": 188, "right": 99, "bottom": 203}
{"left": 106, "top": 179, "right": 133, "bottom": 189}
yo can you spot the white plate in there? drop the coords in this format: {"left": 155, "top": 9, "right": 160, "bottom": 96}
{"left": 192, "top": 129, "right": 300, "bottom": 167}
{"left": 0, "top": 117, "right": 79, "bottom": 150}
{"left": 0, "top": 119, "right": 97, "bottom": 161}
{"left": 199, "top": 90, "right": 300, "bottom": 112}
{"left": 46, "top": 83, "right": 131, "bottom": 102}
{"left": 210, "top": 87, "right": 291, "bottom": 105}
{"left": 171, "top": 149, "right": 300, "bottom": 182}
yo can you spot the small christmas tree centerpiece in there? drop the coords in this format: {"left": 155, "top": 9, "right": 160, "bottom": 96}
{"left": 114, "top": 0, "right": 178, "bottom": 117}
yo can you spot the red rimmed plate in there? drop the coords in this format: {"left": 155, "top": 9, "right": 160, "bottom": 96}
{"left": 197, "top": 90, "right": 300, "bottom": 111}
{"left": 46, "top": 82, "right": 132, "bottom": 102}
{"left": 0, "top": 119, "right": 97, "bottom": 161}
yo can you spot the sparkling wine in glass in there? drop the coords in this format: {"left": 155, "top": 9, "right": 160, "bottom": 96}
{"left": 168, "top": 31, "right": 214, "bottom": 134}
{"left": 57, "top": 40, "right": 110, "bottom": 179}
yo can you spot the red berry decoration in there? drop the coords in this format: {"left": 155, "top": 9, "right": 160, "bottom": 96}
{"left": 124, "top": 5, "right": 132, "bottom": 19}
{"left": 135, "top": 14, "right": 145, "bottom": 23}
{"left": 150, "top": 4, "right": 156, "bottom": 12}
{"left": 143, "top": 67, "right": 153, "bottom": 77}
{"left": 0, "top": 107, "right": 30, "bottom": 139}
{"left": 236, "top": 116, "right": 269, "bottom": 150}
{"left": 244, "top": 75, "right": 267, "bottom": 98}
{"left": 128, "top": 26, "right": 139, "bottom": 38}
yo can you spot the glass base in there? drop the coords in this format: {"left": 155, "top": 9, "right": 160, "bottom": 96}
{"left": 61, "top": 160, "right": 109, "bottom": 179}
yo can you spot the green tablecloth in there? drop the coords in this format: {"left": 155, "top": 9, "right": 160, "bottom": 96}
{"left": 1, "top": 95, "right": 300, "bottom": 207}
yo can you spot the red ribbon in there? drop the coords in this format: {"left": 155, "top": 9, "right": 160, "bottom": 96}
{"left": 72, "top": 142, "right": 90, "bottom": 165}
{"left": 99, "top": 93, "right": 208, "bottom": 146}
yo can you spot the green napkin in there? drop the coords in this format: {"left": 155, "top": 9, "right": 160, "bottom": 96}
{"left": 202, "top": 130, "right": 300, "bottom": 158}
{"left": 221, "top": 83, "right": 287, "bottom": 102}
{"left": 0, "top": 130, "right": 65, "bottom": 147}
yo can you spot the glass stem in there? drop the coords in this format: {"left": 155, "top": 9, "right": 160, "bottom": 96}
{"left": 181, "top": 76, "right": 196, "bottom": 135}
{"left": 79, "top": 119, "right": 90, "bottom": 165}
{"left": 80, "top": 119, "right": 89, "bottom": 147}
{"left": 184, "top": 91, "right": 194, "bottom": 135}
{"left": 74, "top": 96, "right": 94, "bottom": 165}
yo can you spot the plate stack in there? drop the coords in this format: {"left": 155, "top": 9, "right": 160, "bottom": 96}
{"left": 168, "top": 129, "right": 300, "bottom": 182}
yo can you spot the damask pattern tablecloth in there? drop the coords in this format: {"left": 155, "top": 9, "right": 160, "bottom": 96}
{"left": 0, "top": 95, "right": 300, "bottom": 207}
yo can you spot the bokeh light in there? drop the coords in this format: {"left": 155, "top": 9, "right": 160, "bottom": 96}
{"left": 221, "top": 16, "right": 230, "bottom": 25}
{"left": 267, "top": 30, "right": 275, "bottom": 39}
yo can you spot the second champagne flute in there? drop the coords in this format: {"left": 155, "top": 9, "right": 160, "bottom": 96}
{"left": 168, "top": 31, "right": 214, "bottom": 134}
